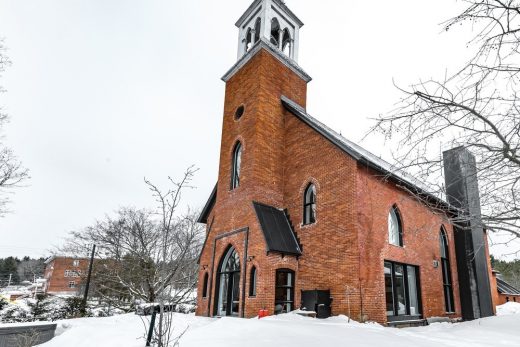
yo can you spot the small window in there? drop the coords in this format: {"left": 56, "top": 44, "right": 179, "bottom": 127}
{"left": 254, "top": 18, "right": 261, "bottom": 43}
{"left": 249, "top": 266, "right": 257, "bottom": 297}
{"left": 231, "top": 142, "right": 242, "bottom": 190}
{"left": 68, "top": 281, "right": 76, "bottom": 288}
{"left": 282, "top": 28, "right": 291, "bottom": 56}
{"left": 270, "top": 18, "right": 281, "bottom": 47}
{"left": 234, "top": 105, "right": 245, "bottom": 120}
{"left": 202, "top": 273, "right": 209, "bottom": 298}
{"left": 275, "top": 269, "right": 295, "bottom": 314}
{"left": 73, "top": 260, "right": 80, "bottom": 267}
{"left": 388, "top": 206, "right": 403, "bottom": 246}
{"left": 64, "top": 270, "right": 70, "bottom": 277}
{"left": 303, "top": 184, "right": 316, "bottom": 225}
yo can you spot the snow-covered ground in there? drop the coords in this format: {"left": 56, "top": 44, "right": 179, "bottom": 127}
{"left": 15, "top": 302, "right": 520, "bottom": 346}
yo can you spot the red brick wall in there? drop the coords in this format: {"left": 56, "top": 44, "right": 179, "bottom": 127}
{"left": 356, "top": 166, "right": 461, "bottom": 322}
{"left": 44, "top": 257, "right": 88, "bottom": 295}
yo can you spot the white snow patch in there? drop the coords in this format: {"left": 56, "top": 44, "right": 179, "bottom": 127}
{"left": 33, "top": 304, "right": 520, "bottom": 347}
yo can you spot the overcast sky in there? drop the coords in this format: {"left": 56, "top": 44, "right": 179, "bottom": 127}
{"left": 0, "top": 0, "right": 517, "bottom": 260}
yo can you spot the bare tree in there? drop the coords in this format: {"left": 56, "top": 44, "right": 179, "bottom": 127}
{"left": 371, "top": 1, "right": 520, "bottom": 240}
{"left": 0, "top": 38, "right": 28, "bottom": 215}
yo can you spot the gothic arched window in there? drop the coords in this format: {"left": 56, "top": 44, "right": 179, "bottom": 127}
{"left": 231, "top": 142, "right": 242, "bottom": 189}
{"left": 249, "top": 266, "right": 257, "bottom": 297}
{"left": 245, "top": 28, "right": 253, "bottom": 52}
{"left": 215, "top": 246, "right": 241, "bottom": 316}
{"left": 303, "top": 183, "right": 316, "bottom": 225}
{"left": 254, "top": 18, "right": 261, "bottom": 43}
{"left": 388, "top": 205, "right": 403, "bottom": 246}
{"left": 440, "top": 227, "right": 455, "bottom": 312}
{"left": 270, "top": 18, "right": 281, "bottom": 47}
{"left": 282, "top": 28, "right": 291, "bottom": 56}
{"left": 202, "top": 272, "right": 209, "bottom": 298}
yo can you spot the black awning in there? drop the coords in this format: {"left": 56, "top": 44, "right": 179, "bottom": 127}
{"left": 253, "top": 202, "right": 301, "bottom": 256}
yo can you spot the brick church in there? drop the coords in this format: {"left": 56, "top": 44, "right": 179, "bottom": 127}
{"left": 196, "top": 0, "right": 495, "bottom": 325}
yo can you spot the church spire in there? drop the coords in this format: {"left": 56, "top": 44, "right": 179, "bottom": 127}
{"left": 235, "top": 0, "right": 303, "bottom": 62}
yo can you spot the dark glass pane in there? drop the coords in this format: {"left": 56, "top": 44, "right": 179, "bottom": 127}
{"left": 384, "top": 262, "right": 394, "bottom": 316}
{"left": 231, "top": 272, "right": 240, "bottom": 315}
{"left": 275, "top": 270, "right": 294, "bottom": 315}
{"left": 250, "top": 267, "right": 257, "bottom": 296}
{"left": 407, "top": 266, "right": 420, "bottom": 315}
{"left": 218, "top": 273, "right": 229, "bottom": 316}
{"left": 394, "top": 264, "right": 406, "bottom": 315}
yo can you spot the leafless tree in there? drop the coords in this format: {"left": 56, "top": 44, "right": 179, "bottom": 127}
{"left": 370, "top": 1, "right": 520, "bottom": 241}
{"left": 0, "top": 38, "right": 28, "bottom": 216}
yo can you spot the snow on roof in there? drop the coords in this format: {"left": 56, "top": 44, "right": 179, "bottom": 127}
{"left": 281, "top": 95, "right": 448, "bottom": 205}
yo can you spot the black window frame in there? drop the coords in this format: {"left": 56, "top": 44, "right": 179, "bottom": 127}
{"left": 231, "top": 142, "right": 242, "bottom": 190}
{"left": 303, "top": 183, "right": 316, "bottom": 225}
{"left": 384, "top": 260, "right": 422, "bottom": 321}
{"left": 440, "top": 227, "right": 455, "bottom": 313}
{"left": 274, "top": 268, "right": 295, "bottom": 314}
{"left": 249, "top": 266, "right": 257, "bottom": 297}
{"left": 202, "top": 272, "right": 209, "bottom": 298}
{"left": 388, "top": 205, "right": 403, "bottom": 247}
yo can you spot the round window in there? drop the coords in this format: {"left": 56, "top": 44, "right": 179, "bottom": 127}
{"left": 234, "top": 105, "right": 245, "bottom": 120}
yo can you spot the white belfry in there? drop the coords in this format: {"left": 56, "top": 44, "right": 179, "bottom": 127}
{"left": 235, "top": 0, "right": 303, "bottom": 62}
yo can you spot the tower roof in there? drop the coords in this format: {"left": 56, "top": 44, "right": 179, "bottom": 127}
{"left": 235, "top": 0, "right": 304, "bottom": 28}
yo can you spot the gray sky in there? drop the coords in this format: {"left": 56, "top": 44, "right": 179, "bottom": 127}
{"left": 0, "top": 0, "right": 517, "bottom": 260}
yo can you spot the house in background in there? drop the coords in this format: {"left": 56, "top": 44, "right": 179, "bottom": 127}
{"left": 196, "top": 0, "right": 495, "bottom": 325}
{"left": 43, "top": 256, "right": 88, "bottom": 296}
{"left": 491, "top": 271, "right": 520, "bottom": 305}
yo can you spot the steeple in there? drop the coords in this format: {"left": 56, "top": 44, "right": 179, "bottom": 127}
{"left": 235, "top": 0, "right": 303, "bottom": 62}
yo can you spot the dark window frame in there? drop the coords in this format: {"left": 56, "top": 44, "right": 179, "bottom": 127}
{"left": 303, "top": 183, "right": 316, "bottom": 225}
{"left": 274, "top": 268, "right": 295, "bottom": 314}
{"left": 231, "top": 142, "right": 242, "bottom": 190}
{"left": 384, "top": 260, "right": 422, "bottom": 321}
{"left": 440, "top": 227, "right": 455, "bottom": 313}
{"left": 213, "top": 246, "right": 241, "bottom": 317}
{"left": 249, "top": 266, "right": 257, "bottom": 297}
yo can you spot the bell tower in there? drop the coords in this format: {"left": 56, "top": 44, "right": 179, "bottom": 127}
{"left": 235, "top": 0, "right": 303, "bottom": 62}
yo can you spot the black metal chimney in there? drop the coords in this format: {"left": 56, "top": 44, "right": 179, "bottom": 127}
{"left": 443, "top": 147, "right": 494, "bottom": 320}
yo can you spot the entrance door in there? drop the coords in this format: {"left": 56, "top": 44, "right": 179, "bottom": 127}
{"left": 215, "top": 246, "right": 241, "bottom": 316}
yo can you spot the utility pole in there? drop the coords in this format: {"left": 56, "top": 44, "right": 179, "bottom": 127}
{"left": 81, "top": 244, "right": 96, "bottom": 316}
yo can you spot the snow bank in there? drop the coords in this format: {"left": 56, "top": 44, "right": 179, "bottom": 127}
{"left": 496, "top": 302, "right": 520, "bottom": 316}
{"left": 34, "top": 304, "right": 520, "bottom": 347}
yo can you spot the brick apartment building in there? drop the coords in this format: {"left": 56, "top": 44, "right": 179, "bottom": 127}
{"left": 196, "top": 0, "right": 496, "bottom": 325}
{"left": 43, "top": 256, "right": 89, "bottom": 295}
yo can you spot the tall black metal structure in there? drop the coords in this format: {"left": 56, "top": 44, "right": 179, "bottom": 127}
{"left": 443, "top": 147, "right": 494, "bottom": 320}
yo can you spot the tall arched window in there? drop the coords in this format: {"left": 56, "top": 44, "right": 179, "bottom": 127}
{"left": 202, "top": 272, "right": 209, "bottom": 298}
{"left": 215, "top": 246, "right": 241, "bottom": 316}
{"left": 254, "top": 18, "right": 261, "bottom": 43}
{"left": 440, "top": 227, "right": 455, "bottom": 312}
{"left": 245, "top": 28, "right": 253, "bottom": 52}
{"left": 249, "top": 266, "right": 257, "bottom": 297}
{"left": 303, "top": 183, "right": 316, "bottom": 225}
{"left": 282, "top": 28, "right": 291, "bottom": 56}
{"left": 388, "top": 206, "right": 403, "bottom": 246}
{"left": 231, "top": 142, "right": 242, "bottom": 189}
{"left": 270, "top": 18, "right": 281, "bottom": 47}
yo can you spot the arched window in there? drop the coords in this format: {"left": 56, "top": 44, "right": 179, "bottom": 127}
{"left": 388, "top": 206, "right": 403, "bottom": 246}
{"left": 282, "top": 28, "right": 291, "bottom": 56}
{"left": 303, "top": 183, "right": 316, "bottom": 225}
{"left": 440, "top": 227, "right": 455, "bottom": 312}
{"left": 231, "top": 142, "right": 242, "bottom": 189}
{"left": 215, "top": 246, "right": 241, "bottom": 316}
{"left": 270, "top": 18, "right": 281, "bottom": 47}
{"left": 245, "top": 28, "right": 253, "bottom": 52}
{"left": 202, "top": 272, "right": 209, "bottom": 298}
{"left": 254, "top": 18, "right": 261, "bottom": 43}
{"left": 249, "top": 266, "right": 257, "bottom": 297}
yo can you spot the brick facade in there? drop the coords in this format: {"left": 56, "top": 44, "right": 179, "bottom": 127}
{"left": 43, "top": 257, "right": 88, "bottom": 295}
{"left": 194, "top": 44, "right": 485, "bottom": 324}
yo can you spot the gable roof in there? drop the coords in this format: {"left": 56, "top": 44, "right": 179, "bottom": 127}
{"left": 497, "top": 277, "right": 520, "bottom": 296}
{"left": 197, "top": 183, "right": 217, "bottom": 224}
{"left": 252, "top": 201, "right": 302, "bottom": 256}
{"left": 281, "top": 95, "right": 450, "bottom": 208}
